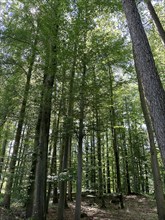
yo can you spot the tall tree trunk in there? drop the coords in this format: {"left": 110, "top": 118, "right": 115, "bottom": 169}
{"left": 93, "top": 69, "right": 105, "bottom": 208}
{"left": 125, "top": 99, "right": 136, "bottom": 193}
{"left": 32, "top": 49, "right": 57, "bottom": 219}
{"left": 74, "top": 58, "right": 86, "bottom": 220}
{"left": 122, "top": 0, "right": 165, "bottom": 167}
{"left": 2, "top": 38, "right": 37, "bottom": 208}
{"left": 95, "top": 110, "right": 105, "bottom": 208}
{"left": 106, "top": 131, "right": 111, "bottom": 194}
{"left": 12, "top": 124, "right": 26, "bottom": 191}
{"left": 57, "top": 44, "right": 77, "bottom": 220}
{"left": 68, "top": 138, "right": 73, "bottom": 202}
{"left": 47, "top": 72, "right": 66, "bottom": 206}
{"left": 90, "top": 128, "right": 96, "bottom": 190}
{"left": 17, "top": 128, "right": 29, "bottom": 186}
{"left": 25, "top": 108, "right": 42, "bottom": 218}
{"left": 109, "top": 66, "right": 124, "bottom": 209}
{"left": 146, "top": 0, "right": 165, "bottom": 46}
{"left": 46, "top": 71, "right": 62, "bottom": 210}
{"left": 0, "top": 126, "right": 8, "bottom": 182}
{"left": 0, "top": 139, "right": 13, "bottom": 192}
{"left": 85, "top": 138, "right": 89, "bottom": 190}
{"left": 137, "top": 68, "right": 165, "bottom": 220}
{"left": 121, "top": 125, "right": 131, "bottom": 195}
{"left": 46, "top": 112, "right": 60, "bottom": 211}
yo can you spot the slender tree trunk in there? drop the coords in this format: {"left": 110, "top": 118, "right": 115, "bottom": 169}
{"left": 109, "top": 66, "right": 124, "bottom": 209}
{"left": 0, "top": 127, "right": 8, "bottom": 182}
{"left": 2, "top": 38, "right": 37, "bottom": 208}
{"left": 137, "top": 68, "right": 165, "bottom": 220}
{"left": 46, "top": 99, "right": 62, "bottom": 210}
{"left": 85, "top": 138, "right": 89, "bottom": 190}
{"left": 102, "top": 142, "right": 106, "bottom": 194}
{"left": 0, "top": 138, "right": 14, "bottom": 192}
{"left": 68, "top": 138, "right": 73, "bottom": 202}
{"left": 74, "top": 58, "right": 86, "bottom": 220}
{"left": 92, "top": 69, "right": 105, "bottom": 208}
{"left": 17, "top": 132, "right": 28, "bottom": 186}
{"left": 46, "top": 127, "right": 58, "bottom": 211}
{"left": 12, "top": 125, "right": 26, "bottom": 191}
{"left": 25, "top": 108, "right": 42, "bottom": 218}
{"left": 121, "top": 126, "right": 131, "bottom": 195}
{"left": 90, "top": 128, "right": 96, "bottom": 190}
{"left": 95, "top": 110, "right": 106, "bottom": 208}
{"left": 32, "top": 56, "right": 57, "bottom": 219}
{"left": 146, "top": 0, "right": 165, "bottom": 46}
{"left": 106, "top": 131, "right": 111, "bottom": 194}
{"left": 57, "top": 44, "right": 77, "bottom": 220}
{"left": 122, "top": 0, "right": 165, "bottom": 167}
{"left": 125, "top": 99, "right": 136, "bottom": 193}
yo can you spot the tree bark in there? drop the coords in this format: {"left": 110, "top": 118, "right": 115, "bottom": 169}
{"left": 0, "top": 127, "right": 8, "bottom": 182}
{"left": 122, "top": 0, "right": 165, "bottom": 167}
{"left": 2, "top": 37, "right": 37, "bottom": 208}
{"left": 106, "top": 131, "right": 111, "bottom": 194}
{"left": 25, "top": 107, "right": 42, "bottom": 218}
{"left": 137, "top": 67, "right": 165, "bottom": 220}
{"left": 109, "top": 66, "right": 124, "bottom": 209}
{"left": 74, "top": 58, "right": 86, "bottom": 220}
{"left": 57, "top": 44, "right": 77, "bottom": 220}
{"left": 146, "top": 0, "right": 165, "bottom": 46}
{"left": 32, "top": 54, "right": 57, "bottom": 220}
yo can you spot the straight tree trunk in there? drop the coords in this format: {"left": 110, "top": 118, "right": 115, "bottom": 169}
{"left": 85, "top": 138, "right": 89, "bottom": 190}
{"left": 25, "top": 108, "right": 42, "bottom": 218}
{"left": 46, "top": 113, "right": 60, "bottom": 211}
{"left": 93, "top": 69, "right": 105, "bottom": 208}
{"left": 109, "top": 66, "right": 124, "bottom": 209}
{"left": 57, "top": 44, "right": 77, "bottom": 220}
{"left": 0, "top": 143, "right": 13, "bottom": 192}
{"left": 122, "top": 0, "right": 165, "bottom": 167}
{"left": 74, "top": 58, "right": 86, "bottom": 220}
{"left": 146, "top": 0, "right": 165, "bottom": 46}
{"left": 68, "top": 138, "right": 73, "bottom": 202}
{"left": 137, "top": 68, "right": 165, "bottom": 220}
{"left": 46, "top": 74, "right": 60, "bottom": 210}
{"left": 12, "top": 124, "right": 26, "bottom": 191}
{"left": 32, "top": 51, "right": 57, "bottom": 219}
{"left": 90, "top": 128, "right": 96, "bottom": 190}
{"left": 125, "top": 99, "right": 136, "bottom": 193}
{"left": 106, "top": 132, "right": 111, "bottom": 194}
{"left": 0, "top": 127, "right": 8, "bottom": 182}
{"left": 121, "top": 126, "right": 131, "bottom": 195}
{"left": 95, "top": 110, "right": 105, "bottom": 208}
{"left": 52, "top": 68, "right": 66, "bottom": 205}
{"left": 2, "top": 38, "right": 37, "bottom": 208}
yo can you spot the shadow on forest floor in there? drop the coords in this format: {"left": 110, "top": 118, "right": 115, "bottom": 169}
{"left": 47, "top": 194, "right": 157, "bottom": 220}
{"left": 0, "top": 194, "right": 157, "bottom": 220}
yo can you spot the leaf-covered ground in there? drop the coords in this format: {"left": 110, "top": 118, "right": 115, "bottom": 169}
{"left": 0, "top": 194, "right": 158, "bottom": 220}
{"left": 47, "top": 194, "right": 157, "bottom": 220}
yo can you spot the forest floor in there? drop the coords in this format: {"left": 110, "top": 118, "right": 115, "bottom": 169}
{"left": 0, "top": 194, "right": 158, "bottom": 220}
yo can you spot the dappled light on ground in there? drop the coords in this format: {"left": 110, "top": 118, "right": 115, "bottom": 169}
{"left": 47, "top": 195, "right": 157, "bottom": 220}
{"left": 0, "top": 194, "right": 158, "bottom": 219}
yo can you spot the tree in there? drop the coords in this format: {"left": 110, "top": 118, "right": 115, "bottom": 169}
{"left": 32, "top": 22, "right": 59, "bottom": 220}
{"left": 122, "top": 0, "right": 165, "bottom": 167}
{"left": 137, "top": 65, "right": 165, "bottom": 220}
{"left": 74, "top": 55, "right": 86, "bottom": 220}
{"left": 108, "top": 66, "right": 124, "bottom": 208}
{"left": 2, "top": 35, "right": 38, "bottom": 208}
{"left": 146, "top": 0, "right": 165, "bottom": 46}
